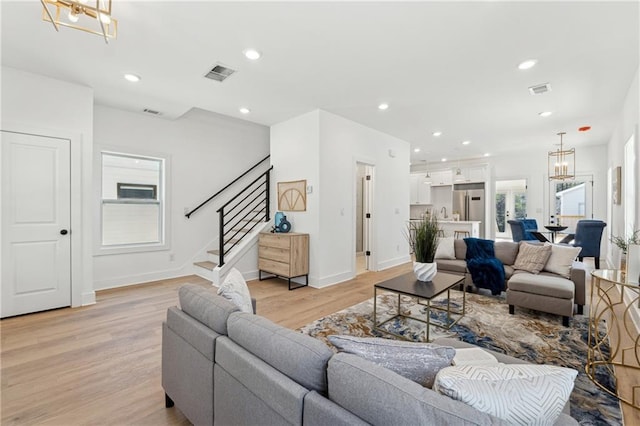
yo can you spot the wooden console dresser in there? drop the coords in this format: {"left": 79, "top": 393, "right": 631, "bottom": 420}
{"left": 258, "top": 232, "right": 309, "bottom": 290}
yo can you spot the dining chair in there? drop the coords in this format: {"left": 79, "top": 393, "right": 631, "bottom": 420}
{"left": 570, "top": 220, "right": 607, "bottom": 268}
{"left": 507, "top": 219, "right": 538, "bottom": 242}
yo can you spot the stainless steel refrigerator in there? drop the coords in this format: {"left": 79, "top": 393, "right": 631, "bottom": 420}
{"left": 452, "top": 183, "right": 485, "bottom": 238}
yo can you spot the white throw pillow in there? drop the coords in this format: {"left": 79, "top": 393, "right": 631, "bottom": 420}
{"left": 435, "top": 237, "right": 456, "bottom": 260}
{"left": 217, "top": 268, "right": 253, "bottom": 313}
{"left": 434, "top": 364, "right": 577, "bottom": 426}
{"left": 543, "top": 243, "right": 582, "bottom": 279}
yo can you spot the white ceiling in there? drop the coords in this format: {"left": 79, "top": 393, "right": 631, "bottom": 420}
{"left": 2, "top": 1, "right": 638, "bottom": 165}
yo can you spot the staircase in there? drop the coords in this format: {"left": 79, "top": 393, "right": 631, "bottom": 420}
{"left": 186, "top": 156, "right": 273, "bottom": 284}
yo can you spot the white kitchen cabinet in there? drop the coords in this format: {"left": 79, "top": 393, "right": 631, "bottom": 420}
{"left": 464, "top": 166, "right": 486, "bottom": 183}
{"left": 430, "top": 170, "right": 453, "bottom": 186}
{"left": 410, "top": 173, "right": 432, "bottom": 205}
{"left": 410, "top": 174, "right": 419, "bottom": 204}
{"left": 453, "top": 166, "right": 487, "bottom": 184}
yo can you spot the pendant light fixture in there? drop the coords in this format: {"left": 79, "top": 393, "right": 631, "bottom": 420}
{"left": 548, "top": 132, "right": 575, "bottom": 180}
{"left": 454, "top": 158, "right": 466, "bottom": 182}
{"left": 40, "top": 0, "right": 117, "bottom": 43}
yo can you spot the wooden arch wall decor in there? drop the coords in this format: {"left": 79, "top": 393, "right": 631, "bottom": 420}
{"left": 278, "top": 180, "right": 307, "bottom": 211}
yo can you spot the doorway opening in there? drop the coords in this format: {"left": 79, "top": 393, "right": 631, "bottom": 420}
{"left": 355, "top": 162, "right": 374, "bottom": 275}
{"left": 495, "top": 179, "right": 528, "bottom": 241}
{"left": 548, "top": 174, "right": 593, "bottom": 232}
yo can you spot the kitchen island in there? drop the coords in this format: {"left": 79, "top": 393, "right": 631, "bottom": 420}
{"left": 408, "top": 219, "right": 482, "bottom": 238}
{"left": 438, "top": 220, "right": 481, "bottom": 238}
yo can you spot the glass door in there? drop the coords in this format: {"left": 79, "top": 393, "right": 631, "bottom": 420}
{"left": 496, "top": 179, "right": 528, "bottom": 240}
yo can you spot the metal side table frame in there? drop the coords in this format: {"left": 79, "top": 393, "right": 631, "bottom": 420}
{"left": 587, "top": 269, "right": 640, "bottom": 409}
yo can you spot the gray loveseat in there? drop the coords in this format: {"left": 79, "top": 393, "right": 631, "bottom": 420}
{"left": 436, "top": 239, "right": 586, "bottom": 325}
{"left": 162, "top": 284, "right": 578, "bottom": 425}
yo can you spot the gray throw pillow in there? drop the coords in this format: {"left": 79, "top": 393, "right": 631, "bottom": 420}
{"left": 513, "top": 242, "right": 552, "bottom": 274}
{"left": 327, "top": 335, "right": 455, "bottom": 388}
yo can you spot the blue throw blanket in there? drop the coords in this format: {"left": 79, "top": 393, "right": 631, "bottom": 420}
{"left": 464, "top": 238, "right": 505, "bottom": 295}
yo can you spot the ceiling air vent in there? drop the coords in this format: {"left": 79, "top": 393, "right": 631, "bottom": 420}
{"left": 528, "top": 83, "right": 552, "bottom": 95}
{"left": 204, "top": 63, "right": 237, "bottom": 82}
{"left": 143, "top": 108, "right": 161, "bottom": 115}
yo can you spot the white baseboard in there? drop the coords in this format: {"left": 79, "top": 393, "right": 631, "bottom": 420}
{"left": 377, "top": 255, "right": 411, "bottom": 271}
{"left": 81, "top": 291, "right": 96, "bottom": 306}
{"left": 310, "top": 270, "right": 355, "bottom": 289}
{"left": 93, "top": 265, "right": 191, "bottom": 291}
{"left": 243, "top": 269, "right": 260, "bottom": 282}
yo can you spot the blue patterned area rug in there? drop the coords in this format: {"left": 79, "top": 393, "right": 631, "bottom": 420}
{"left": 298, "top": 290, "right": 622, "bottom": 425}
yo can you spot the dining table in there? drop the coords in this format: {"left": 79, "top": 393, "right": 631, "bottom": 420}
{"left": 544, "top": 225, "right": 568, "bottom": 243}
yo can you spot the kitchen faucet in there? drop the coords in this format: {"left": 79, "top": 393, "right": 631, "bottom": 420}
{"left": 441, "top": 206, "right": 447, "bottom": 218}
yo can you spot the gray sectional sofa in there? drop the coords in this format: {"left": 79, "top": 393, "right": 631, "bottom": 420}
{"left": 162, "top": 284, "right": 578, "bottom": 425}
{"left": 436, "top": 239, "right": 586, "bottom": 325}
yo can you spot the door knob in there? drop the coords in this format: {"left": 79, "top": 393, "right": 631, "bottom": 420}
{"left": 60, "top": 229, "right": 69, "bottom": 235}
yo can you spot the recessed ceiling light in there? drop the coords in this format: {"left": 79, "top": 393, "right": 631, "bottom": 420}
{"left": 414, "top": 148, "right": 421, "bottom": 153}
{"left": 432, "top": 131, "right": 442, "bottom": 137}
{"left": 539, "top": 111, "right": 553, "bottom": 117}
{"left": 518, "top": 59, "right": 537, "bottom": 70}
{"left": 378, "top": 103, "right": 389, "bottom": 110}
{"left": 124, "top": 73, "right": 141, "bottom": 82}
{"left": 483, "top": 153, "right": 490, "bottom": 157}
{"left": 461, "top": 140, "right": 471, "bottom": 145}
{"left": 243, "top": 49, "right": 262, "bottom": 60}
{"left": 239, "top": 107, "right": 251, "bottom": 114}
{"left": 441, "top": 158, "right": 447, "bottom": 162}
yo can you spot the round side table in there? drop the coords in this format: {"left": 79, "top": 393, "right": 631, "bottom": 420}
{"left": 587, "top": 269, "right": 640, "bottom": 409}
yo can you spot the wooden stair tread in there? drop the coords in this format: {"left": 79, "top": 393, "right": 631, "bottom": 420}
{"left": 194, "top": 261, "right": 217, "bottom": 271}
{"left": 207, "top": 239, "right": 241, "bottom": 257}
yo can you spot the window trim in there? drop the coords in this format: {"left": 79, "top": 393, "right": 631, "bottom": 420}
{"left": 94, "top": 147, "right": 171, "bottom": 256}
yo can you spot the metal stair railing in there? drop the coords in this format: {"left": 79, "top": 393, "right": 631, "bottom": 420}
{"left": 185, "top": 155, "right": 272, "bottom": 267}
{"left": 184, "top": 155, "right": 270, "bottom": 219}
{"left": 217, "top": 166, "right": 273, "bottom": 266}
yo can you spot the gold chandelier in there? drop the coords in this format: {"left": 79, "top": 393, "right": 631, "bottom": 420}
{"left": 41, "top": 0, "right": 117, "bottom": 43}
{"left": 548, "top": 132, "right": 575, "bottom": 181}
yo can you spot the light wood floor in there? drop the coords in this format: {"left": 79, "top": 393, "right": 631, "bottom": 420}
{"left": 1, "top": 260, "right": 638, "bottom": 425}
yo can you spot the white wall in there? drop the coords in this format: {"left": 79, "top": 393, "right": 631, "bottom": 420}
{"left": 93, "top": 105, "right": 270, "bottom": 289}
{"left": 412, "top": 144, "right": 608, "bottom": 243}
{"left": 1, "top": 66, "right": 95, "bottom": 306}
{"left": 319, "top": 111, "right": 411, "bottom": 283}
{"left": 490, "top": 144, "right": 607, "bottom": 230}
{"left": 270, "top": 109, "right": 411, "bottom": 288}
{"left": 270, "top": 110, "right": 322, "bottom": 281}
{"left": 607, "top": 67, "right": 639, "bottom": 268}
{"left": 606, "top": 66, "right": 639, "bottom": 330}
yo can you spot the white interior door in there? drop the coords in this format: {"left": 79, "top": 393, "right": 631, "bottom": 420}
{"left": 1, "top": 131, "right": 71, "bottom": 318}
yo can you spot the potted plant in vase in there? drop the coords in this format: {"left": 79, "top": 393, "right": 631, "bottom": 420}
{"left": 407, "top": 216, "right": 440, "bottom": 281}
{"left": 610, "top": 229, "right": 640, "bottom": 272}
